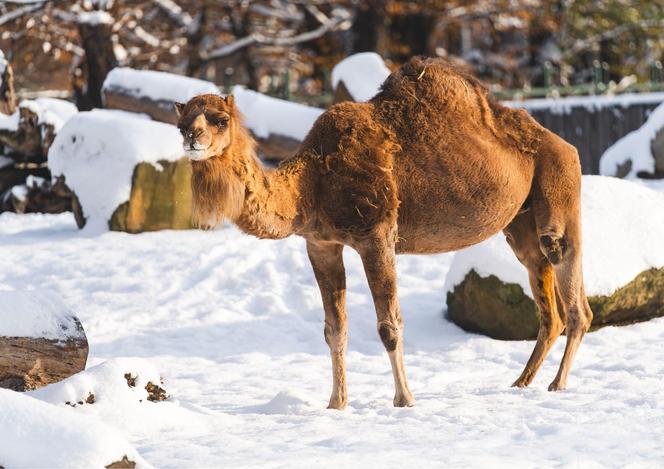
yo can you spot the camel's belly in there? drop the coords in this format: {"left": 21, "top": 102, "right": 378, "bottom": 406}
{"left": 393, "top": 148, "right": 533, "bottom": 254}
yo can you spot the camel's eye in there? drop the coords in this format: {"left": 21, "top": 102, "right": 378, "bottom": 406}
{"left": 209, "top": 116, "right": 229, "bottom": 129}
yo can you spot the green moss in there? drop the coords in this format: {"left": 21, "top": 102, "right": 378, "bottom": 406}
{"left": 110, "top": 158, "right": 193, "bottom": 233}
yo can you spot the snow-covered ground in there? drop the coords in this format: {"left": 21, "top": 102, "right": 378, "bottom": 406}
{"left": 2, "top": 209, "right": 664, "bottom": 467}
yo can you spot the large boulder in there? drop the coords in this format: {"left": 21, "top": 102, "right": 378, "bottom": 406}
{"left": 445, "top": 176, "right": 664, "bottom": 340}
{"left": 48, "top": 109, "right": 191, "bottom": 232}
{"left": 0, "top": 291, "right": 88, "bottom": 390}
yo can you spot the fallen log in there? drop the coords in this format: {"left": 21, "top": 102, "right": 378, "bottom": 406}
{"left": 0, "top": 291, "right": 89, "bottom": 391}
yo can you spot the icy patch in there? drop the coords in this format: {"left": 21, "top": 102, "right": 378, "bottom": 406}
{"left": 232, "top": 85, "right": 323, "bottom": 140}
{"left": 48, "top": 109, "right": 183, "bottom": 228}
{"left": 331, "top": 52, "right": 390, "bottom": 102}
{"left": 0, "top": 389, "right": 151, "bottom": 469}
{"left": 30, "top": 358, "right": 163, "bottom": 407}
{"left": 599, "top": 101, "right": 664, "bottom": 178}
{"left": 103, "top": 67, "right": 220, "bottom": 104}
{"left": 444, "top": 176, "right": 664, "bottom": 298}
{"left": 0, "top": 291, "right": 82, "bottom": 340}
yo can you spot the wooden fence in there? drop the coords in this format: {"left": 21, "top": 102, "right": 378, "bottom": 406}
{"left": 506, "top": 93, "right": 664, "bottom": 174}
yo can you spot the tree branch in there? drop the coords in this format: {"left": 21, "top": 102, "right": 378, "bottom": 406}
{"left": 0, "top": 2, "right": 42, "bottom": 26}
{"left": 200, "top": 8, "right": 350, "bottom": 62}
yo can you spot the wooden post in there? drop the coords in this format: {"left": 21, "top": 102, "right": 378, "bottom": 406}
{"left": 75, "top": 16, "right": 118, "bottom": 110}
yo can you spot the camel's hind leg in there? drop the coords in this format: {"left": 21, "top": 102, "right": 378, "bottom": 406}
{"left": 531, "top": 133, "right": 593, "bottom": 391}
{"left": 504, "top": 210, "right": 564, "bottom": 387}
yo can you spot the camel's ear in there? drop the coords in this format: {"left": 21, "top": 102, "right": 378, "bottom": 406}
{"left": 174, "top": 102, "right": 185, "bottom": 117}
{"left": 224, "top": 95, "right": 234, "bottom": 107}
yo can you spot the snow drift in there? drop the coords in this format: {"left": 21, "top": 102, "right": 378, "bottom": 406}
{"left": 444, "top": 176, "right": 664, "bottom": 298}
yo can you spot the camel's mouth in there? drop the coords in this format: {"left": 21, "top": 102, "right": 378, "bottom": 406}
{"left": 184, "top": 148, "right": 208, "bottom": 160}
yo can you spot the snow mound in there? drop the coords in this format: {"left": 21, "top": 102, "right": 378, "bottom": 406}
{"left": 103, "top": 67, "right": 220, "bottom": 104}
{"left": 444, "top": 176, "right": 664, "bottom": 298}
{"left": 20, "top": 98, "right": 79, "bottom": 133}
{"left": 232, "top": 85, "right": 323, "bottom": 140}
{"left": 30, "top": 358, "right": 164, "bottom": 407}
{"left": 0, "top": 290, "right": 83, "bottom": 341}
{"left": 331, "top": 52, "right": 391, "bottom": 102}
{"left": 0, "top": 98, "right": 77, "bottom": 133}
{"left": 248, "top": 390, "right": 315, "bottom": 415}
{"left": 48, "top": 109, "right": 184, "bottom": 228}
{"left": 0, "top": 389, "right": 151, "bottom": 469}
{"left": 599, "top": 101, "right": 664, "bottom": 178}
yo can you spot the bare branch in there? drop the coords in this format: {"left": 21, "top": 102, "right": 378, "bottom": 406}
{"left": 152, "top": 0, "right": 192, "bottom": 28}
{"left": 0, "top": 2, "right": 42, "bottom": 26}
{"left": 201, "top": 8, "right": 350, "bottom": 62}
{"left": 568, "top": 19, "right": 664, "bottom": 54}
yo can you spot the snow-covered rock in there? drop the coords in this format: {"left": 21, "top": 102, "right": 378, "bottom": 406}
{"left": 0, "top": 388, "right": 151, "bottom": 468}
{"left": 331, "top": 52, "right": 390, "bottom": 102}
{"left": 600, "top": 101, "right": 664, "bottom": 178}
{"left": 48, "top": 109, "right": 184, "bottom": 230}
{"left": 103, "top": 67, "right": 220, "bottom": 105}
{"left": 232, "top": 85, "right": 323, "bottom": 141}
{"left": 445, "top": 176, "right": 664, "bottom": 339}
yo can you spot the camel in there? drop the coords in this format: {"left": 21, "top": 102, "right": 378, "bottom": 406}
{"left": 175, "top": 56, "right": 593, "bottom": 409}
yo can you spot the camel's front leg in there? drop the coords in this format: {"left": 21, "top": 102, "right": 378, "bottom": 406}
{"left": 307, "top": 241, "right": 348, "bottom": 410}
{"left": 357, "top": 230, "right": 415, "bottom": 407}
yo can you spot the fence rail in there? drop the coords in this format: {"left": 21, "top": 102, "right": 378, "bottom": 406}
{"left": 506, "top": 93, "right": 664, "bottom": 174}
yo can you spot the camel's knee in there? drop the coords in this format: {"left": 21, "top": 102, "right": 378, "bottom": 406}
{"left": 539, "top": 233, "right": 568, "bottom": 265}
{"left": 324, "top": 321, "right": 346, "bottom": 348}
{"left": 378, "top": 321, "right": 400, "bottom": 352}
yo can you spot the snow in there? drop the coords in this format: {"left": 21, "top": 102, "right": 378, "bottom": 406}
{"left": 75, "top": 10, "right": 114, "bottom": 25}
{"left": 0, "top": 155, "right": 13, "bottom": 168}
{"left": 331, "top": 52, "right": 391, "bottom": 102}
{"left": 20, "top": 98, "right": 78, "bottom": 132}
{"left": 0, "top": 388, "right": 151, "bottom": 469}
{"left": 48, "top": 109, "right": 183, "bottom": 229}
{"left": 0, "top": 49, "right": 7, "bottom": 88}
{"left": 0, "top": 98, "right": 77, "bottom": 133}
{"left": 505, "top": 91, "right": 664, "bottom": 115}
{"left": 599, "top": 101, "right": 664, "bottom": 178}
{"left": 103, "top": 67, "right": 220, "bottom": 104}
{"left": 0, "top": 291, "right": 83, "bottom": 340}
{"left": 232, "top": 85, "right": 323, "bottom": 140}
{"left": 2, "top": 201, "right": 664, "bottom": 466}
{"left": 444, "top": 176, "right": 664, "bottom": 298}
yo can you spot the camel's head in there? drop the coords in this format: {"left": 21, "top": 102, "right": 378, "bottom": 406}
{"left": 175, "top": 94, "right": 236, "bottom": 161}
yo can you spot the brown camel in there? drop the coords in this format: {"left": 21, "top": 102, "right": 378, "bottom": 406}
{"left": 175, "top": 56, "right": 593, "bottom": 409}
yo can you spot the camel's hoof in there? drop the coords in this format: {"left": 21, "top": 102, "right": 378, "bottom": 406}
{"left": 511, "top": 378, "right": 530, "bottom": 388}
{"left": 393, "top": 393, "right": 415, "bottom": 408}
{"left": 548, "top": 380, "right": 566, "bottom": 392}
{"left": 327, "top": 397, "right": 347, "bottom": 410}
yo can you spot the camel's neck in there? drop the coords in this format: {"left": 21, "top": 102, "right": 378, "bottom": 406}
{"left": 234, "top": 154, "right": 309, "bottom": 239}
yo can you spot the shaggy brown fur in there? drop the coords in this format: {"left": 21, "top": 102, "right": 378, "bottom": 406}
{"left": 176, "top": 56, "right": 593, "bottom": 409}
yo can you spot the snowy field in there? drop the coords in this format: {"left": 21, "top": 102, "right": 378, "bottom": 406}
{"left": 2, "top": 208, "right": 664, "bottom": 468}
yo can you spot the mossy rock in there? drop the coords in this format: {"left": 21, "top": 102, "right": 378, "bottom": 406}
{"left": 446, "top": 268, "right": 664, "bottom": 340}
{"left": 110, "top": 158, "right": 193, "bottom": 233}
